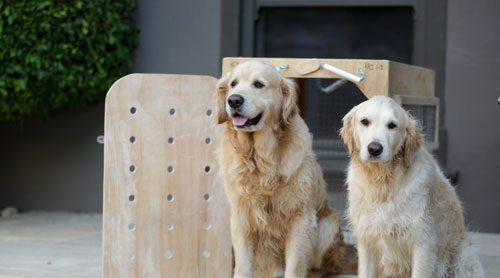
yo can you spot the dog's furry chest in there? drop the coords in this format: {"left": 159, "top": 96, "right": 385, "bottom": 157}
{"left": 245, "top": 195, "right": 286, "bottom": 230}
{"left": 226, "top": 170, "right": 301, "bottom": 236}
{"left": 239, "top": 193, "right": 292, "bottom": 257}
{"left": 348, "top": 180, "right": 429, "bottom": 243}
{"left": 348, "top": 180, "right": 429, "bottom": 276}
{"left": 351, "top": 197, "right": 416, "bottom": 275}
{"left": 347, "top": 167, "right": 429, "bottom": 239}
{"left": 351, "top": 200, "right": 417, "bottom": 237}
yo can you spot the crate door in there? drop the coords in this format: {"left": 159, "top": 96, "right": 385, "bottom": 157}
{"left": 103, "top": 74, "right": 231, "bottom": 278}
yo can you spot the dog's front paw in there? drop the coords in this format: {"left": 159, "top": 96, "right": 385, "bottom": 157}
{"left": 272, "top": 267, "right": 285, "bottom": 278}
{"left": 283, "top": 274, "right": 305, "bottom": 278}
{"left": 234, "top": 274, "right": 252, "bottom": 278}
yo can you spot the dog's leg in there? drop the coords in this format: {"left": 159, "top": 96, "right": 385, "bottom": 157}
{"left": 314, "top": 208, "right": 347, "bottom": 273}
{"left": 358, "top": 240, "right": 378, "bottom": 278}
{"left": 272, "top": 264, "right": 285, "bottom": 278}
{"left": 284, "top": 211, "right": 315, "bottom": 278}
{"left": 231, "top": 215, "right": 253, "bottom": 278}
{"left": 411, "top": 244, "right": 437, "bottom": 278}
{"left": 455, "top": 239, "right": 484, "bottom": 278}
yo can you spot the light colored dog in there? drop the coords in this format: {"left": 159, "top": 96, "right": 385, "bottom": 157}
{"left": 216, "top": 61, "right": 347, "bottom": 278}
{"left": 341, "top": 96, "right": 484, "bottom": 278}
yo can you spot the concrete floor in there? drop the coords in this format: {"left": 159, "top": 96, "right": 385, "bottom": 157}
{"left": 0, "top": 212, "right": 498, "bottom": 278}
{"left": 0, "top": 211, "right": 101, "bottom": 278}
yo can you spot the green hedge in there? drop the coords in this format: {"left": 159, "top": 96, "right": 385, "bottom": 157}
{"left": 0, "top": 0, "right": 139, "bottom": 120}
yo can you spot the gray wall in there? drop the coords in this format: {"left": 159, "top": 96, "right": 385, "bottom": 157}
{"left": 132, "top": 1, "right": 220, "bottom": 76}
{"left": 0, "top": 0, "right": 238, "bottom": 213}
{"left": 131, "top": 0, "right": 238, "bottom": 76}
{"left": 0, "top": 104, "right": 105, "bottom": 212}
{"left": 423, "top": 0, "right": 448, "bottom": 164}
{"left": 445, "top": 0, "right": 500, "bottom": 232}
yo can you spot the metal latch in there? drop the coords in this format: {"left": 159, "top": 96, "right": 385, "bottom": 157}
{"left": 97, "top": 135, "right": 104, "bottom": 144}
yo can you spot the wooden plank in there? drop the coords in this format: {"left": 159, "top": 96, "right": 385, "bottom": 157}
{"left": 222, "top": 57, "right": 435, "bottom": 98}
{"left": 388, "top": 61, "right": 435, "bottom": 97}
{"left": 103, "top": 74, "right": 231, "bottom": 278}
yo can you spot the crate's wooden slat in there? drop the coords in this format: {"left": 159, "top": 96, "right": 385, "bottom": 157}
{"left": 222, "top": 57, "right": 435, "bottom": 98}
{"left": 388, "top": 61, "right": 435, "bottom": 97}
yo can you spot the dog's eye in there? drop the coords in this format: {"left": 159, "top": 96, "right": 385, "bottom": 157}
{"left": 388, "top": 122, "right": 397, "bottom": 129}
{"left": 361, "top": 119, "right": 370, "bottom": 126}
{"left": 253, "top": 81, "right": 264, "bottom": 89}
{"left": 230, "top": 80, "right": 238, "bottom": 88}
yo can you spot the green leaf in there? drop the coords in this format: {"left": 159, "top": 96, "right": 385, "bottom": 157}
{"left": 0, "top": 0, "right": 140, "bottom": 121}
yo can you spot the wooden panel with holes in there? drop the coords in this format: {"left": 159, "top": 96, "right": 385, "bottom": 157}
{"left": 103, "top": 74, "right": 231, "bottom": 278}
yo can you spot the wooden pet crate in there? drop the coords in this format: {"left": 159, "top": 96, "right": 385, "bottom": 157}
{"left": 103, "top": 58, "right": 436, "bottom": 277}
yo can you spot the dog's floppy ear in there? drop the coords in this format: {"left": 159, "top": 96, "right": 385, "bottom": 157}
{"left": 215, "top": 73, "right": 230, "bottom": 124}
{"left": 340, "top": 107, "right": 356, "bottom": 156}
{"left": 280, "top": 77, "right": 298, "bottom": 124}
{"left": 402, "top": 112, "right": 423, "bottom": 167}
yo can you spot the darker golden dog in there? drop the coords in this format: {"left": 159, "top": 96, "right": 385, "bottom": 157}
{"left": 216, "top": 61, "right": 347, "bottom": 278}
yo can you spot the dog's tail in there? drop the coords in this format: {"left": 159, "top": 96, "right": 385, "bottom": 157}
{"left": 313, "top": 206, "right": 348, "bottom": 274}
{"left": 454, "top": 238, "right": 484, "bottom": 278}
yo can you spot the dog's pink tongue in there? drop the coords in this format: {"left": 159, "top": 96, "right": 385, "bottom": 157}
{"left": 232, "top": 116, "right": 248, "bottom": 126}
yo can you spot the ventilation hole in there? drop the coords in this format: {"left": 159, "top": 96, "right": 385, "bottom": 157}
{"left": 167, "top": 166, "right": 174, "bottom": 173}
{"left": 165, "top": 250, "right": 173, "bottom": 259}
{"left": 130, "top": 107, "right": 136, "bottom": 114}
{"left": 129, "top": 136, "right": 136, "bottom": 143}
{"left": 166, "top": 223, "right": 174, "bottom": 231}
{"left": 129, "top": 165, "right": 136, "bottom": 172}
{"left": 128, "top": 252, "right": 135, "bottom": 259}
{"left": 205, "top": 137, "right": 211, "bottom": 144}
{"left": 169, "top": 108, "right": 175, "bottom": 115}
{"left": 128, "top": 223, "right": 135, "bottom": 231}
{"left": 167, "top": 194, "right": 174, "bottom": 202}
{"left": 206, "top": 109, "right": 212, "bottom": 116}
{"left": 202, "top": 250, "right": 210, "bottom": 258}
{"left": 203, "top": 222, "right": 211, "bottom": 230}
{"left": 168, "top": 137, "right": 174, "bottom": 144}
{"left": 128, "top": 194, "right": 135, "bottom": 202}
{"left": 204, "top": 166, "right": 210, "bottom": 173}
{"left": 204, "top": 193, "right": 210, "bottom": 201}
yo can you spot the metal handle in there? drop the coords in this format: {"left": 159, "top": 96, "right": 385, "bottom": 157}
{"left": 498, "top": 96, "right": 500, "bottom": 106}
{"left": 322, "top": 63, "right": 365, "bottom": 83}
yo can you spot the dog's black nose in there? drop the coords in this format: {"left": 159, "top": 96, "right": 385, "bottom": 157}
{"left": 368, "top": 142, "right": 383, "bottom": 156}
{"left": 227, "top": 94, "right": 244, "bottom": 109}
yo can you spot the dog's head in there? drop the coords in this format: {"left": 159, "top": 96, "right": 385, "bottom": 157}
{"left": 340, "top": 96, "right": 422, "bottom": 167}
{"left": 215, "top": 61, "right": 297, "bottom": 132}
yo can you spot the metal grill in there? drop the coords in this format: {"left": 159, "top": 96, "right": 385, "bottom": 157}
{"left": 403, "top": 104, "right": 437, "bottom": 142}
{"left": 306, "top": 80, "right": 367, "bottom": 244}
{"left": 306, "top": 81, "right": 367, "bottom": 138}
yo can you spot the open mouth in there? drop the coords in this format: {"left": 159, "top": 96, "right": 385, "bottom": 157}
{"left": 231, "top": 113, "right": 263, "bottom": 128}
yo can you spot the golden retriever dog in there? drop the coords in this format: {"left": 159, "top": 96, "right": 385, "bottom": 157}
{"left": 216, "top": 61, "right": 347, "bottom": 278}
{"left": 340, "top": 96, "right": 484, "bottom": 278}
